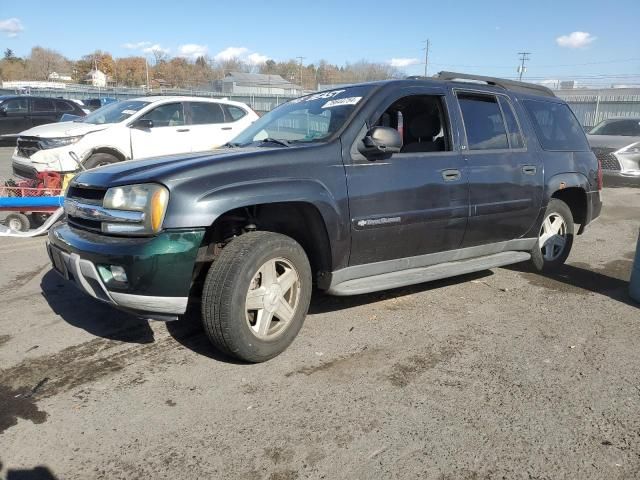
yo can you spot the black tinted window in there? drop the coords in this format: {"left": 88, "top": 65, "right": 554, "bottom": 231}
{"left": 224, "top": 105, "right": 247, "bottom": 122}
{"left": 458, "top": 93, "right": 509, "bottom": 150}
{"left": 32, "top": 98, "right": 55, "bottom": 112}
{"left": 55, "top": 100, "right": 75, "bottom": 112}
{"left": 498, "top": 97, "right": 524, "bottom": 148}
{"left": 2, "top": 98, "right": 28, "bottom": 113}
{"left": 523, "top": 100, "right": 589, "bottom": 151}
{"left": 189, "top": 102, "right": 224, "bottom": 125}
{"left": 590, "top": 119, "right": 640, "bottom": 136}
{"left": 140, "top": 103, "right": 185, "bottom": 127}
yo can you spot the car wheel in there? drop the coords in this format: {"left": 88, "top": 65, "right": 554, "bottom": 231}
{"left": 530, "top": 198, "right": 574, "bottom": 272}
{"left": 5, "top": 213, "right": 31, "bottom": 232}
{"left": 30, "top": 213, "right": 50, "bottom": 227}
{"left": 83, "top": 153, "right": 119, "bottom": 170}
{"left": 201, "top": 231, "right": 312, "bottom": 363}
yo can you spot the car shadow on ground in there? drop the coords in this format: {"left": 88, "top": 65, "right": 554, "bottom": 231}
{"left": 507, "top": 259, "right": 638, "bottom": 307}
{"left": 39, "top": 270, "right": 155, "bottom": 344}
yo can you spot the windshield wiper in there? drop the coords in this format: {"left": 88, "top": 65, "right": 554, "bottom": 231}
{"left": 259, "top": 137, "right": 290, "bottom": 147}
{"left": 224, "top": 142, "right": 242, "bottom": 148}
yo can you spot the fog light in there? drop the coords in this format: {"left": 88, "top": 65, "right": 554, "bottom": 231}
{"left": 110, "top": 266, "right": 128, "bottom": 283}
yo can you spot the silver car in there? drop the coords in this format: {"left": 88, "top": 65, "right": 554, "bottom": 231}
{"left": 587, "top": 118, "right": 640, "bottom": 186}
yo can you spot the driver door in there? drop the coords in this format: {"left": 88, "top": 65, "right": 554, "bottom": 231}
{"left": 130, "top": 102, "right": 192, "bottom": 159}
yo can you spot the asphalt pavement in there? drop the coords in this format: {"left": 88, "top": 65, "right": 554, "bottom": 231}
{"left": 0, "top": 146, "right": 639, "bottom": 479}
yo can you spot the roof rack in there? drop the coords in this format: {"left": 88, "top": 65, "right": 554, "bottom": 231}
{"left": 435, "top": 71, "right": 555, "bottom": 98}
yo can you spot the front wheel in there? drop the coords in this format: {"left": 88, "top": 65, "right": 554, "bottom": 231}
{"left": 201, "top": 231, "right": 312, "bottom": 363}
{"left": 83, "top": 153, "right": 119, "bottom": 170}
{"left": 530, "top": 198, "right": 574, "bottom": 272}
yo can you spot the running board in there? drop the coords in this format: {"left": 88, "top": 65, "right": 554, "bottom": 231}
{"left": 327, "top": 251, "right": 531, "bottom": 296}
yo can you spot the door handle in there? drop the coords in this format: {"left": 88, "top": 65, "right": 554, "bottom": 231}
{"left": 441, "top": 169, "right": 462, "bottom": 181}
{"left": 522, "top": 165, "right": 537, "bottom": 175}
{"left": 221, "top": 127, "right": 233, "bottom": 131}
{"left": 176, "top": 128, "right": 190, "bottom": 132}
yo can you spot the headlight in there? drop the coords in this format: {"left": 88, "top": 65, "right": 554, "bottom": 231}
{"left": 102, "top": 183, "right": 169, "bottom": 235}
{"left": 39, "top": 136, "right": 83, "bottom": 149}
{"left": 617, "top": 142, "right": 640, "bottom": 155}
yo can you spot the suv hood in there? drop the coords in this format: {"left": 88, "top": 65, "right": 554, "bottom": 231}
{"left": 587, "top": 134, "right": 640, "bottom": 150}
{"left": 19, "top": 121, "right": 111, "bottom": 138}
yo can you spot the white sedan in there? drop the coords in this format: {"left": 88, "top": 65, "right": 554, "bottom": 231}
{"left": 12, "top": 96, "right": 258, "bottom": 177}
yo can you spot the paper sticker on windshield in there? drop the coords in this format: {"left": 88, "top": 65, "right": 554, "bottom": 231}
{"left": 322, "top": 96, "right": 362, "bottom": 108}
{"left": 122, "top": 109, "right": 136, "bottom": 115}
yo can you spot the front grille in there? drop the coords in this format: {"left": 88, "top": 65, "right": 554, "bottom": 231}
{"left": 12, "top": 163, "right": 38, "bottom": 180}
{"left": 591, "top": 147, "right": 621, "bottom": 171}
{"left": 67, "top": 215, "right": 102, "bottom": 233}
{"left": 16, "top": 136, "right": 41, "bottom": 158}
{"left": 66, "top": 186, "right": 107, "bottom": 205}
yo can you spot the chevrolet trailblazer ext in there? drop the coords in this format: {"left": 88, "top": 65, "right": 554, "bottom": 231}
{"left": 48, "top": 72, "right": 602, "bottom": 362}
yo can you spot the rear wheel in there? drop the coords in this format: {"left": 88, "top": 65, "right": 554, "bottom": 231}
{"left": 530, "top": 199, "right": 574, "bottom": 272}
{"left": 201, "top": 231, "right": 312, "bottom": 363}
{"left": 83, "top": 153, "right": 119, "bottom": 169}
{"left": 5, "top": 213, "right": 31, "bottom": 232}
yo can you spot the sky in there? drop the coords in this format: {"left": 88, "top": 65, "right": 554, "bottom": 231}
{"left": 1, "top": 0, "right": 639, "bottom": 86}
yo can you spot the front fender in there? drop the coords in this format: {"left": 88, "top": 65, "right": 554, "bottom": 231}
{"left": 163, "top": 178, "right": 348, "bottom": 268}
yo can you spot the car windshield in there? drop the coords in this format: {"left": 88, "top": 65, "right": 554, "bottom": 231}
{"left": 589, "top": 119, "right": 640, "bottom": 136}
{"left": 231, "top": 85, "right": 374, "bottom": 146}
{"left": 78, "top": 100, "right": 150, "bottom": 125}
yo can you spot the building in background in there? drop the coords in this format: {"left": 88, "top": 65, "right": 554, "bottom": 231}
{"left": 556, "top": 87, "right": 640, "bottom": 128}
{"left": 212, "top": 72, "right": 303, "bottom": 96}
{"left": 84, "top": 69, "right": 107, "bottom": 88}
{"left": 48, "top": 72, "right": 73, "bottom": 82}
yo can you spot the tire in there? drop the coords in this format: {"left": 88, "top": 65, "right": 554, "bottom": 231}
{"left": 83, "top": 153, "right": 119, "bottom": 170}
{"left": 530, "top": 198, "right": 574, "bottom": 273}
{"left": 5, "top": 213, "right": 31, "bottom": 232}
{"left": 201, "top": 231, "right": 312, "bottom": 363}
{"left": 30, "top": 213, "right": 50, "bottom": 228}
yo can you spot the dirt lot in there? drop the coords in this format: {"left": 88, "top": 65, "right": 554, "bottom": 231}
{"left": 0, "top": 146, "right": 639, "bottom": 480}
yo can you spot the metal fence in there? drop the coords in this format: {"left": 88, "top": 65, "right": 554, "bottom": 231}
{"left": 555, "top": 88, "right": 640, "bottom": 129}
{"left": 0, "top": 84, "right": 299, "bottom": 113}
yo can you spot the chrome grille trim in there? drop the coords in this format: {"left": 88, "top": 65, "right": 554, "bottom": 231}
{"left": 64, "top": 199, "right": 144, "bottom": 224}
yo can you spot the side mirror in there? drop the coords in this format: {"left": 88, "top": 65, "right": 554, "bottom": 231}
{"left": 358, "top": 126, "right": 402, "bottom": 160}
{"left": 132, "top": 119, "right": 153, "bottom": 129}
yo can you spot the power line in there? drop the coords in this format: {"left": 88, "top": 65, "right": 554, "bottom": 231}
{"left": 517, "top": 52, "right": 530, "bottom": 81}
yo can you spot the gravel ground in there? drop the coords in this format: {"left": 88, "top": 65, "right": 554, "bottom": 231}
{"left": 0, "top": 146, "right": 639, "bottom": 480}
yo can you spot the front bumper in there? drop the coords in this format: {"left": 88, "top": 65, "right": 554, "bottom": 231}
{"left": 603, "top": 169, "right": 640, "bottom": 187}
{"left": 47, "top": 223, "right": 205, "bottom": 319}
{"left": 12, "top": 147, "right": 82, "bottom": 179}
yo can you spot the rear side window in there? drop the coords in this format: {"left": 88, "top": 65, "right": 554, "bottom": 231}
{"left": 224, "top": 105, "right": 247, "bottom": 122}
{"left": 189, "top": 102, "right": 225, "bottom": 125}
{"left": 498, "top": 97, "right": 524, "bottom": 148}
{"left": 55, "top": 100, "right": 75, "bottom": 112}
{"left": 32, "top": 98, "right": 55, "bottom": 112}
{"left": 523, "top": 100, "right": 589, "bottom": 151}
{"left": 457, "top": 93, "right": 509, "bottom": 150}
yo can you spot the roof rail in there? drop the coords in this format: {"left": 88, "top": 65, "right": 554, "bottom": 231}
{"left": 435, "top": 71, "right": 555, "bottom": 98}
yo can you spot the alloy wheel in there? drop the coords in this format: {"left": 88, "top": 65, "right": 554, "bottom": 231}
{"left": 538, "top": 213, "right": 568, "bottom": 262}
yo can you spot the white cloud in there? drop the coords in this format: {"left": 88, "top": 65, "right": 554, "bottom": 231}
{"left": 143, "top": 44, "right": 170, "bottom": 55}
{"left": 122, "top": 41, "right": 152, "bottom": 49}
{"left": 389, "top": 58, "right": 420, "bottom": 68}
{"left": 214, "top": 46, "right": 249, "bottom": 62}
{"left": 247, "top": 52, "right": 270, "bottom": 65}
{"left": 556, "top": 31, "right": 596, "bottom": 48}
{"left": 178, "top": 43, "right": 208, "bottom": 59}
{"left": 0, "top": 18, "right": 24, "bottom": 38}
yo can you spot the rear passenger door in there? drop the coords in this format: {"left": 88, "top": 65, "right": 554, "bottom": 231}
{"left": 30, "top": 98, "right": 58, "bottom": 127}
{"left": 185, "top": 102, "right": 231, "bottom": 152}
{"left": 456, "top": 91, "right": 543, "bottom": 247}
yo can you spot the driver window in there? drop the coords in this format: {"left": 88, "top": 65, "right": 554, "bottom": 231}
{"left": 4, "top": 98, "right": 28, "bottom": 113}
{"left": 374, "top": 95, "right": 450, "bottom": 153}
{"left": 140, "top": 103, "right": 185, "bottom": 127}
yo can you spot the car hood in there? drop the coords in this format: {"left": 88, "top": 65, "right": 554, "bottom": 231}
{"left": 587, "top": 134, "right": 640, "bottom": 150}
{"left": 19, "top": 121, "right": 111, "bottom": 138}
{"left": 71, "top": 146, "right": 286, "bottom": 188}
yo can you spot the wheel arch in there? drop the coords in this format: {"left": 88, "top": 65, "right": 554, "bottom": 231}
{"left": 87, "top": 146, "right": 127, "bottom": 162}
{"left": 545, "top": 172, "right": 589, "bottom": 232}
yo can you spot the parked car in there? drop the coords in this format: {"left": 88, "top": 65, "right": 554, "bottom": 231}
{"left": 0, "top": 95, "right": 87, "bottom": 139}
{"left": 48, "top": 72, "right": 602, "bottom": 362}
{"left": 12, "top": 96, "right": 258, "bottom": 179}
{"left": 83, "top": 97, "right": 117, "bottom": 112}
{"left": 587, "top": 118, "right": 640, "bottom": 186}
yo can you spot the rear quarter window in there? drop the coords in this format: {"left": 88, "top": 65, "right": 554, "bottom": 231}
{"left": 523, "top": 100, "right": 589, "bottom": 151}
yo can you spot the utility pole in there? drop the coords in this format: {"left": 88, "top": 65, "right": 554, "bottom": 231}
{"left": 145, "top": 57, "right": 150, "bottom": 92}
{"left": 517, "top": 52, "right": 530, "bottom": 81}
{"left": 423, "top": 39, "right": 430, "bottom": 77}
{"left": 296, "top": 56, "right": 306, "bottom": 89}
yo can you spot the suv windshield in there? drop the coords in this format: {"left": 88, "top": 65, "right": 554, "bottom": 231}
{"left": 589, "top": 119, "right": 640, "bottom": 136}
{"left": 231, "top": 85, "right": 374, "bottom": 146}
{"left": 79, "top": 100, "right": 150, "bottom": 125}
